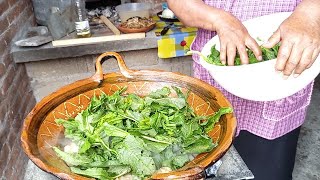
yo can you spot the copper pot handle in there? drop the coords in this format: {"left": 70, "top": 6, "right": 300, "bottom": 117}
{"left": 91, "top": 52, "right": 134, "bottom": 83}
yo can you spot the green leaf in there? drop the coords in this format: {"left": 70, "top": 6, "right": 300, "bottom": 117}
{"left": 145, "top": 97, "right": 186, "bottom": 110}
{"left": 87, "top": 95, "right": 103, "bottom": 113}
{"left": 210, "top": 44, "right": 220, "bottom": 58}
{"left": 125, "top": 110, "right": 143, "bottom": 122}
{"left": 172, "top": 154, "right": 191, "bottom": 168}
{"left": 234, "top": 57, "right": 241, "bottom": 65}
{"left": 53, "top": 147, "right": 92, "bottom": 166}
{"left": 172, "top": 86, "right": 186, "bottom": 99}
{"left": 181, "top": 121, "right": 201, "bottom": 139}
{"left": 79, "top": 139, "right": 91, "bottom": 153}
{"left": 207, "top": 45, "right": 223, "bottom": 66}
{"left": 143, "top": 139, "right": 170, "bottom": 153}
{"left": 150, "top": 112, "right": 162, "bottom": 129}
{"left": 141, "top": 135, "right": 171, "bottom": 144}
{"left": 127, "top": 94, "right": 144, "bottom": 110}
{"left": 249, "top": 57, "right": 259, "bottom": 64}
{"left": 261, "top": 47, "right": 276, "bottom": 60}
{"left": 247, "top": 49, "right": 256, "bottom": 59}
{"left": 170, "top": 113, "right": 185, "bottom": 126}
{"left": 107, "top": 165, "right": 131, "bottom": 178}
{"left": 154, "top": 135, "right": 177, "bottom": 144}
{"left": 272, "top": 43, "right": 280, "bottom": 55}
{"left": 184, "top": 136, "right": 216, "bottom": 154}
{"left": 74, "top": 110, "right": 94, "bottom": 133}
{"left": 85, "top": 160, "right": 122, "bottom": 168}
{"left": 139, "top": 128, "right": 157, "bottom": 136}
{"left": 147, "top": 87, "right": 171, "bottom": 99}
{"left": 154, "top": 145, "right": 175, "bottom": 168}
{"left": 204, "top": 107, "right": 233, "bottom": 133}
{"left": 98, "top": 122, "right": 129, "bottom": 138}
{"left": 97, "top": 112, "right": 123, "bottom": 126}
{"left": 116, "top": 135, "right": 156, "bottom": 176}
{"left": 70, "top": 167, "right": 112, "bottom": 180}
{"left": 55, "top": 118, "right": 78, "bottom": 129}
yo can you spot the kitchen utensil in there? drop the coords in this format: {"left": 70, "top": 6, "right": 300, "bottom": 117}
{"left": 21, "top": 52, "right": 236, "bottom": 180}
{"left": 160, "top": 22, "right": 173, "bottom": 36}
{"left": 200, "top": 12, "right": 320, "bottom": 101}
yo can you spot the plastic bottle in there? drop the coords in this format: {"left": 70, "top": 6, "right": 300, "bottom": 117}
{"left": 74, "top": 0, "right": 91, "bottom": 38}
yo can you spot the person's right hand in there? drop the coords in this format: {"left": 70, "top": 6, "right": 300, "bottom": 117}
{"left": 167, "top": 0, "right": 261, "bottom": 65}
{"left": 214, "top": 10, "right": 262, "bottom": 65}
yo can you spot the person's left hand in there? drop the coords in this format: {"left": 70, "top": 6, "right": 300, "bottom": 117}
{"left": 263, "top": 11, "right": 320, "bottom": 79}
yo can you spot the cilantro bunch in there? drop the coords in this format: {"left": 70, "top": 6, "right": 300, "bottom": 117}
{"left": 53, "top": 87, "right": 232, "bottom": 179}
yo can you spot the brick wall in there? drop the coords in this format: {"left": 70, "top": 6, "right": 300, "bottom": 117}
{"left": 0, "top": 0, "right": 37, "bottom": 179}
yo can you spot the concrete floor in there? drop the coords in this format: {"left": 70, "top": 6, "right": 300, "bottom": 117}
{"left": 292, "top": 76, "right": 320, "bottom": 180}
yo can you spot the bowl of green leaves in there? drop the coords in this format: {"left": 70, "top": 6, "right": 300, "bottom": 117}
{"left": 197, "top": 12, "right": 320, "bottom": 101}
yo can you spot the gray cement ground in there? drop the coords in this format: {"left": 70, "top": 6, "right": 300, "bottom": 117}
{"left": 292, "top": 76, "right": 320, "bottom": 180}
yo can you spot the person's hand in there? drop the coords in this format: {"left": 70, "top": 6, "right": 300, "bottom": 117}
{"left": 215, "top": 11, "right": 262, "bottom": 65}
{"left": 263, "top": 11, "right": 320, "bottom": 79}
{"left": 167, "top": 0, "right": 261, "bottom": 65}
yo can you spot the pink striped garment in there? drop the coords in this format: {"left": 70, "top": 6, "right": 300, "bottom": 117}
{"left": 191, "top": 0, "right": 313, "bottom": 139}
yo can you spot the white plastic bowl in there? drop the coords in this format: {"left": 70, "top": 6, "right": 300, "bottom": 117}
{"left": 200, "top": 12, "right": 320, "bottom": 101}
{"left": 116, "top": 3, "right": 152, "bottom": 22}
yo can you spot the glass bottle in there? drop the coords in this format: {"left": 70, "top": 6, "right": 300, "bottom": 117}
{"left": 74, "top": 0, "right": 91, "bottom": 38}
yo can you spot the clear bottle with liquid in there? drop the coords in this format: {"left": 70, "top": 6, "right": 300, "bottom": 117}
{"left": 74, "top": 0, "right": 91, "bottom": 38}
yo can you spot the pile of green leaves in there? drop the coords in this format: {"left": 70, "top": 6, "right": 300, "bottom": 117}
{"left": 53, "top": 87, "right": 232, "bottom": 179}
{"left": 205, "top": 43, "right": 280, "bottom": 66}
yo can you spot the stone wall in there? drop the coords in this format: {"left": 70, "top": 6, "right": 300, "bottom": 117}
{"left": 0, "top": 0, "right": 37, "bottom": 179}
{"left": 24, "top": 49, "right": 193, "bottom": 101}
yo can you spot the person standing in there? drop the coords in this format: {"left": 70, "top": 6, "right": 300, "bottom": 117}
{"left": 167, "top": 0, "right": 320, "bottom": 179}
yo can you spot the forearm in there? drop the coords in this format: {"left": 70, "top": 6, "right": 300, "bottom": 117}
{"left": 293, "top": 0, "right": 320, "bottom": 21}
{"left": 167, "top": 0, "right": 224, "bottom": 31}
